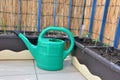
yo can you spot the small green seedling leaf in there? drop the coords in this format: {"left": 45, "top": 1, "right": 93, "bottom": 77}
{"left": 1, "top": 19, "right": 6, "bottom": 34}
{"left": 92, "top": 38, "right": 100, "bottom": 46}
{"left": 103, "top": 43, "right": 110, "bottom": 54}
{"left": 92, "top": 39, "right": 96, "bottom": 42}
{"left": 82, "top": 32, "right": 89, "bottom": 38}
{"left": 103, "top": 43, "right": 110, "bottom": 47}
{"left": 14, "top": 24, "right": 18, "bottom": 31}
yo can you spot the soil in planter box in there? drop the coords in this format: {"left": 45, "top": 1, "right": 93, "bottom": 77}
{"left": 75, "top": 37, "right": 103, "bottom": 46}
{"left": 90, "top": 47, "right": 120, "bottom": 66}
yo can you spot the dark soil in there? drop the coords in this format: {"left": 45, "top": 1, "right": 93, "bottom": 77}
{"left": 75, "top": 37, "right": 120, "bottom": 67}
{"left": 0, "top": 30, "right": 68, "bottom": 51}
{"left": 0, "top": 31, "right": 39, "bottom": 37}
{"left": 90, "top": 47, "right": 120, "bottom": 66}
{"left": 75, "top": 37, "right": 103, "bottom": 46}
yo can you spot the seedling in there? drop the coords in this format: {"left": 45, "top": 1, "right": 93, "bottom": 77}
{"left": 103, "top": 43, "right": 112, "bottom": 54}
{"left": 92, "top": 38, "right": 100, "bottom": 46}
{"left": 82, "top": 32, "right": 88, "bottom": 38}
{"left": 1, "top": 18, "right": 6, "bottom": 34}
{"left": 14, "top": 24, "right": 18, "bottom": 31}
{"left": 23, "top": 25, "right": 26, "bottom": 35}
{"left": 82, "top": 32, "right": 89, "bottom": 42}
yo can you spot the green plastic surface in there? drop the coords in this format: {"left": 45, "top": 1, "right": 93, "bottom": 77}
{"left": 18, "top": 26, "right": 74, "bottom": 71}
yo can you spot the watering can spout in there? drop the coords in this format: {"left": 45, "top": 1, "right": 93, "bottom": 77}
{"left": 18, "top": 33, "right": 37, "bottom": 59}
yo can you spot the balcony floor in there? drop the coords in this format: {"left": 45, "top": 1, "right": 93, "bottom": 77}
{"left": 0, "top": 59, "right": 86, "bottom": 80}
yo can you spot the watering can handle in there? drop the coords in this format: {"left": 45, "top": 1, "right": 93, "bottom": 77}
{"left": 39, "top": 26, "right": 74, "bottom": 59}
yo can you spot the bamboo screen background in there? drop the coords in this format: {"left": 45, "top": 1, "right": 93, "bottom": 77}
{"left": 102, "top": 0, "right": 120, "bottom": 46}
{"left": 0, "top": 0, "right": 120, "bottom": 47}
{"left": 0, "top": 0, "right": 38, "bottom": 32}
{"left": 91, "top": 0, "right": 105, "bottom": 39}
{"left": 83, "top": 0, "right": 120, "bottom": 47}
{"left": 83, "top": 0, "right": 93, "bottom": 34}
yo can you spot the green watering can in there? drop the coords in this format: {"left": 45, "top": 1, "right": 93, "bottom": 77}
{"left": 15, "top": 26, "right": 74, "bottom": 71}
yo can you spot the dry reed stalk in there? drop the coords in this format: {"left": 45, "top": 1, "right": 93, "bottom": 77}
{"left": 104, "top": 23, "right": 111, "bottom": 36}
{"left": 31, "top": 1, "right": 37, "bottom": 31}
{"left": 113, "top": 7, "right": 119, "bottom": 23}
{"left": 83, "top": 8, "right": 92, "bottom": 32}
{"left": 45, "top": 16, "right": 50, "bottom": 28}
{"left": 42, "top": 0, "right": 54, "bottom": 3}
{"left": 26, "top": 0, "right": 32, "bottom": 31}
{"left": 74, "top": 0, "right": 83, "bottom": 35}
{"left": 111, "top": 7, "right": 116, "bottom": 23}
{"left": 94, "top": 6, "right": 104, "bottom": 20}
{"left": 63, "top": 4, "right": 69, "bottom": 17}
{"left": 11, "top": 0, "right": 18, "bottom": 31}
{"left": 71, "top": 0, "right": 83, "bottom": 36}
{"left": 83, "top": 2, "right": 92, "bottom": 33}
{"left": 92, "top": 0, "right": 105, "bottom": 39}
{"left": 2, "top": 0, "right": 7, "bottom": 31}
{"left": 40, "top": 16, "right": 46, "bottom": 30}
{"left": 83, "top": 19, "right": 90, "bottom": 33}
{"left": 56, "top": 0, "right": 69, "bottom": 28}
{"left": 110, "top": 24, "right": 117, "bottom": 41}
{"left": 41, "top": 1, "right": 54, "bottom": 30}
{"left": 72, "top": 7, "right": 82, "bottom": 17}
{"left": 56, "top": 16, "right": 64, "bottom": 27}
{"left": 86, "top": 0, "right": 93, "bottom": 6}
{"left": 110, "top": 0, "right": 117, "bottom": 6}
{"left": 11, "top": 0, "right": 17, "bottom": 30}
{"left": 63, "top": 5, "right": 69, "bottom": 28}
{"left": 117, "top": 0, "right": 120, "bottom": 6}
{"left": 27, "top": 0, "right": 37, "bottom": 31}
{"left": 50, "top": 16, "right": 54, "bottom": 26}
{"left": 71, "top": 18, "right": 80, "bottom": 36}
{"left": 56, "top": 2, "right": 64, "bottom": 27}
{"left": 97, "top": 0, "right": 105, "bottom": 5}
{"left": 103, "top": 23, "right": 111, "bottom": 44}
{"left": 10, "top": 0, "right": 14, "bottom": 30}
{"left": 84, "top": 7, "right": 91, "bottom": 19}
{"left": 101, "top": 0, "right": 105, "bottom": 5}
{"left": 6, "top": 0, "right": 10, "bottom": 30}
{"left": 92, "top": 20, "right": 98, "bottom": 39}
{"left": 57, "top": 0, "right": 70, "bottom": 4}
{"left": 21, "top": 0, "right": 27, "bottom": 31}
{"left": 63, "top": 17, "right": 68, "bottom": 28}
{"left": 71, "top": 29, "right": 79, "bottom": 36}
{"left": 107, "top": 7, "right": 112, "bottom": 22}
{"left": 49, "top": 2, "right": 54, "bottom": 27}
{"left": 26, "top": 1, "right": 33, "bottom": 31}
{"left": 9, "top": 0, "right": 14, "bottom": 30}
{"left": 0, "top": 0, "right": 3, "bottom": 30}
{"left": 12, "top": 0, "right": 17, "bottom": 31}
{"left": 73, "top": 0, "right": 84, "bottom": 6}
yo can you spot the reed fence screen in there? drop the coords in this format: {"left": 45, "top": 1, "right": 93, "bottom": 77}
{"left": 0, "top": 0, "right": 120, "bottom": 47}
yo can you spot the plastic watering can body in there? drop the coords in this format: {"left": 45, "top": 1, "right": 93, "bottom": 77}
{"left": 36, "top": 38, "right": 65, "bottom": 70}
{"left": 18, "top": 26, "right": 74, "bottom": 71}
